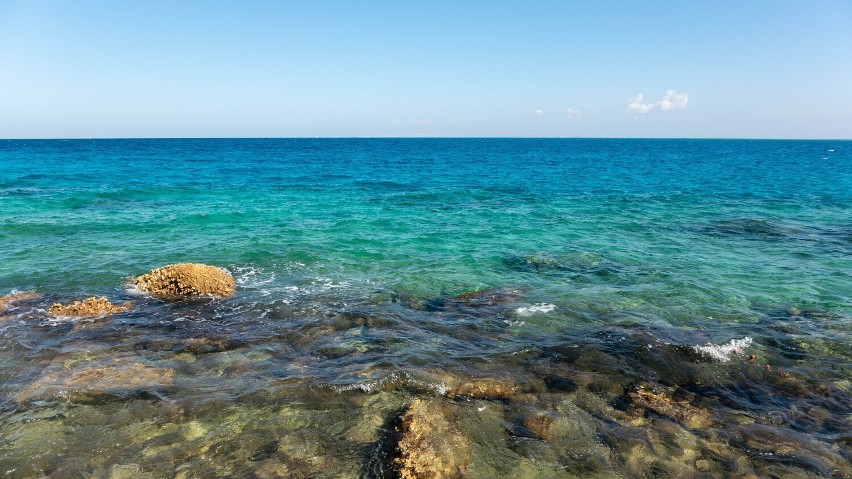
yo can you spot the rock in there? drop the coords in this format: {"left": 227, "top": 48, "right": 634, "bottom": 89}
{"left": 0, "top": 291, "right": 41, "bottom": 315}
{"left": 15, "top": 360, "right": 176, "bottom": 404}
{"left": 394, "top": 398, "right": 470, "bottom": 479}
{"left": 625, "top": 383, "right": 714, "bottom": 429}
{"left": 181, "top": 337, "right": 242, "bottom": 354}
{"left": 523, "top": 414, "right": 555, "bottom": 441}
{"left": 444, "top": 376, "right": 517, "bottom": 400}
{"left": 424, "top": 288, "right": 523, "bottom": 312}
{"left": 736, "top": 424, "right": 851, "bottom": 476}
{"left": 48, "top": 296, "right": 131, "bottom": 316}
{"left": 134, "top": 263, "right": 235, "bottom": 298}
{"left": 422, "top": 370, "right": 519, "bottom": 399}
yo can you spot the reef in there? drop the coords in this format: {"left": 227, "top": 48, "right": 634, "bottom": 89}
{"left": 624, "top": 382, "right": 715, "bottom": 429}
{"left": 48, "top": 296, "right": 131, "bottom": 316}
{"left": 15, "top": 359, "right": 176, "bottom": 404}
{"left": 134, "top": 263, "right": 236, "bottom": 298}
{"left": 394, "top": 398, "right": 470, "bottom": 479}
{"left": 0, "top": 291, "right": 41, "bottom": 315}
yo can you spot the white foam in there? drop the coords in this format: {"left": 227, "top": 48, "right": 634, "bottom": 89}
{"left": 124, "top": 283, "right": 147, "bottom": 296}
{"left": 41, "top": 314, "right": 95, "bottom": 326}
{"left": 231, "top": 266, "right": 276, "bottom": 287}
{"left": 515, "top": 303, "right": 556, "bottom": 316}
{"left": 311, "top": 277, "right": 349, "bottom": 291}
{"left": 693, "top": 337, "right": 753, "bottom": 362}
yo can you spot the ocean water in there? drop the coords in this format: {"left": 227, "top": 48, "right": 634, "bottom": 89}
{"left": 0, "top": 138, "right": 850, "bottom": 478}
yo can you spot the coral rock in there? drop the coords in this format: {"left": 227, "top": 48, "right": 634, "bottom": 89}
{"left": 135, "top": 263, "right": 235, "bottom": 298}
{"left": 48, "top": 296, "right": 131, "bottom": 316}
{"left": 626, "top": 383, "right": 714, "bottom": 429}
{"left": 395, "top": 398, "right": 469, "bottom": 479}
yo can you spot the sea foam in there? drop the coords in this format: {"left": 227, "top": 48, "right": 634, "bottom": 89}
{"left": 515, "top": 303, "right": 556, "bottom": 316}
{"left": 693, "top": 337, "right": 753, "bottom": 362}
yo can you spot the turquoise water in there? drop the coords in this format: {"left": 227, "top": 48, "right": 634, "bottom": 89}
{"left": 1, "top": 139, "right": 850, "bottom": 478}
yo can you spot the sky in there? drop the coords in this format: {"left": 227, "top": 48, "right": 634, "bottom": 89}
{"left": 1, "top": 1, "right": 851, "bottom": 139}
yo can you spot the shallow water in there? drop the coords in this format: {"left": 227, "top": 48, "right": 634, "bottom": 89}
{"left": 1, "top": 139, "right": 850, "bottom": 478}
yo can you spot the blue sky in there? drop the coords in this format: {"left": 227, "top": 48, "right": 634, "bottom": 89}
{"left": 1, "top": 1, "right": 850, "bottom": 138}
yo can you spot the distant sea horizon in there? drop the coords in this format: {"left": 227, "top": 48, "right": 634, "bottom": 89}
{"left": 4, "top": 136, "right": 852, "bottom": 140}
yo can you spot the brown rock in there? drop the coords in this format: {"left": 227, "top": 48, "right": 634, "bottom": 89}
{"left": 523, "top": 414, "right": 555, "bottom": 441}
{"left": 427, "top": 371, "right": 518, "bottom": 399}
{"left": 394, "top": 398, "right": 469, "bottom": 479}
{"left": 134, "top": 263, "right": 235, "bottom": 298}
{"left": 447, "top": 377, "right": 517, "bottom": 400}
{"left": 626, "top": 383, "right": 714, "bottom": 429}
{"left": 48, "top": 296, "right": 131, "bottom": 316}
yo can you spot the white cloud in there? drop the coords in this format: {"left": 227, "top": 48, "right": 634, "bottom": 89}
{"left": 565, "top": 108, "right": 581, "bottom": 118}
{"left": 659, "top": 89, "right": 688, "bottom": 111}
{"left": 627, "top": 93, "right": 658, "bottom": 113}
{"left": 534, "top": 109, "right": 544, "bottom": 117}
{"left": 627, "top": 90, "right": 688, "bottom": 114}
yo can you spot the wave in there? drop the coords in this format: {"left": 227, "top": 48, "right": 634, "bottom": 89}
{"left": 693, "top": 337, "right": 753, "bottom": 362}
{"left": 515, "top": 303, "right": 556, "bottom": 316}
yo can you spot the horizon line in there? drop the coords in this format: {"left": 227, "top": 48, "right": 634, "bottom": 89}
{"left": 2, "top": 136, "right": 850, "bottom": 141}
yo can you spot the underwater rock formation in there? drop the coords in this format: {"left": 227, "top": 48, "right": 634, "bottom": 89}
{"left": 423, "top": 288, "right": 523, "bottom": 312}
{"left": 426, "top": 371, "right": 519, "bottom": 400}
{"left": 48, "top": 296, "right": 131, "bottom": 316}
{"left": 135, "top": 263, "right": 236, "bottom": 298}
{"left": 625, "top": 383, "right": 714, "bottom": 429}
{"left": 394, "top": 398, "right": 470, "bottom": 479}
{"left": 0, "top": 291, "right": 41, "bottom": 315}
{"left": 15, "top": 360, "right": 176, "bottom": 404}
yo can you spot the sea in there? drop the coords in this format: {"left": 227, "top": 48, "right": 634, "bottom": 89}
{"left": 0, "top": 138, "right": 850, "bottom": 478}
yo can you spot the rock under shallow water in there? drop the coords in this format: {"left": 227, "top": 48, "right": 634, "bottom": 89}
{"left": 134, "top": 263, "right": 236, "bottom": 298}
{"left": 0, "top": 291, "right": 41, "bottom": 316}
{"left": 394, "top": 398, "right": 470, "bottom": 479}
{"left": 48, "top": 296, "right": 131, "bottom": 316}
{"left": 422, "top": 288, "right": 524, "bottom": 312}
{"left": 15, "top": 360, "right": 176, "bottom": 404}
{"left": 424, "top": 370, "right": 519, "bottom": 400}
{"left": 625, "top": 383, "right": 715, "bottom": 429}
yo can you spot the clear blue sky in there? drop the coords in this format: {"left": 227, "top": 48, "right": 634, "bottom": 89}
{"left": 1, "top": 1, "right": 851, "bottom": 138}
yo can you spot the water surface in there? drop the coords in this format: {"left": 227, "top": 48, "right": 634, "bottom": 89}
{"left": 1, "top": 139, "right": 850, "bottom": 478}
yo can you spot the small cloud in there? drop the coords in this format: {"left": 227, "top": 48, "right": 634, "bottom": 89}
{"left": 627, "top": 90, "right": 688, "bottom": 113}
{"left": 534, "top": 109, "right": 544, "bottom": 117}
{"left": 565, "top": 108, "right": 581, "bottom": 119}
{"left": 659, "top": 90, "right": 688, "bottom": 111}
{"left": 627, "top": 93, "right": 657, "bottom": 113}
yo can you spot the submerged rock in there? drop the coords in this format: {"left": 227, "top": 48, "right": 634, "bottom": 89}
{"left": 48, "top": 296, "right": 131, "bottom": 316}
{"left": 134, "top": 263, "right": 235, "bottom": 298}
{"left": 424, "top": 288, "right": 523, "bottom": 312}
{"left": 15, "top": 360, "right": 176, "bottom": 404}
{"left": 181, "top": 337, "right": 243, "bottom": 354}
{"left": 394, "top": 398, "right": 470, "bottom": 479}
{"left": 427, "top": 371, "right": 519, "bottom": 400}
{"left": 0, "top": 291, "right": 41, "bottom": 315}
{"left": 625, "top": 383, "right": 714, "bottom": 429}
{"left": 735, "top": 423, "right": 851, "bottom": 476}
